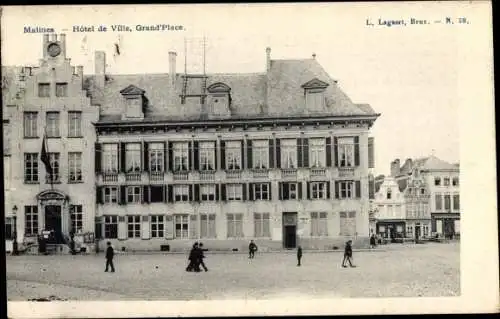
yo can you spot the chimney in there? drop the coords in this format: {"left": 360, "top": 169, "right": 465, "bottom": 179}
{"left": 168, "top": 51, "right": 177, "bottom": 86}
{"left": 43, "top": 34, "right": 49, "bottom": 58}
{"left": 95, "top": 51, "right": 106, "bottom": 92}
{"left": 59, "top": 34, "right": 66, "bottom": 57}
{"left": 404, "top": 158, "right": 413, "bottom": 173}
{"left": 390, "top": 159, "right": 401, "bottom": 177}
{"left": 266, "top": 47, "right": 271, "bottom": 72}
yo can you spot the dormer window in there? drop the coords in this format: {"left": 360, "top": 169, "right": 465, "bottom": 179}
{"left": 207, "top": 82, "right": 231, "bottom": 119}
{"left": 301, "top": 78, "right": 329, "bottom": 112}
{"left": 387, "top": 189, "right": 392, "bottom": 199}
{"left": 120, "top": 85, "right": 146, "bottom": 119}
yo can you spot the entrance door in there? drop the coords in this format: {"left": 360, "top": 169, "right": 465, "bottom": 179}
{"left": 45, "top": 205, "right": 62, "bottom": 243}
{"left": 283, "top": 212, "right": 297, "bottom": 249}
{"left": 444, "top": 219, "right": 455, "bottom": 239}
{"left": 415, "top": 225, "right": 421, "bottom": 241}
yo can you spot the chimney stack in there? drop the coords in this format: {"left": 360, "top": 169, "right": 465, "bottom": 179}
{"left": 390, "top": 159, "right": 401, "bottom": 177}
{"left": 266, "top": 47, "right": 271, "bottom": 72}
{"left": 404, "top": 158, "right": 413, "bottom": 173}
{"left": 168, "top": 51, "right": 177, "bottom": 86}
{"left": 59, "top": 34, "right": 66, "bottom": 57}
{"left": 95, "top": 51, "right": 106, "bottom": 91}
{"left": 312, "top": 53, "right": 316, "bottom": 59}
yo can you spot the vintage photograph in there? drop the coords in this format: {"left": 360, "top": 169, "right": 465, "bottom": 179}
{"left": 2, "top": 2, "right": 497, "bottom": 317}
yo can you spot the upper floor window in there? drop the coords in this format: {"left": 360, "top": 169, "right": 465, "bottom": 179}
{"left": 338, "top": 137, "right": 355, "bottom": 167}
{"left": 434, "top": 177, "right": 441, "bottom": 186}
{"left": 173, "top": 142, "right": 189, "bottom": 172}
{"left": 38, "top": 83, "right": 50, "bottom": 97}
{"left": 339, "top": 181, "right": 355, "bottom": 199}
{"left": 227, "top": 184, "right": 243, "bottom": 201}
{"left": 46, "top": 153, "right": 60, "bottom": 183}
{"left": 200, "top": 184, "right": 216, "bottom": 201}
{"left": 309, "top": 138, "right": 325, "bottom": 168}
{"left": 102, "top": 144, "right": 118, "bottom": 173}
{"left": 310, "top": 182, "right": 327, "bottom": 199}
{"left": 23, "top": 112, "right": 38, "bottom": 138}
{"left": 125, "top": 143, "right": 141, "bottom": 173}
{"left": 104, "top": 186, "right": 118, "bottom": 204}
{"left": 281, "top": 139, "right": 297, "bottom": 169}
{"left": 149, "top": 143, "right": 164, "bottom": 172}
{"left": 68, "top": 111, "right": 82, "bottom": 137}
{"left": 56, "top": 83, "right": 68, "bottom": 97}
{"left": 199, "top": 141, "right": 215, "bottom": 171}
{"left": 452, "top": 177, "right": 459, "bottom": 186}
{"left": 253, "top": 183, "right": 270, "bottom": 200}
{"left": 387, "top": 189, "right": 392, "bottom": 199}
{"left": 46, "top": 112, "right": 60, "bottom": 137}
{"left": 443, "top": 177, "right": 450, "bottom": 186}
{"left": 24, "top": 153, "right": 39, "bottom": 183}
{"left": 302, "top": 78, "right": 328, "bottom": 112}
{"left": 225, "top": 141, "right": 242, "bottom": 170}
{"left": 252, "top": 140, "right": 269, "bottom": 169}
{"left": 281, "top": 182, "right": 298, "bottom": 200}
{"left": 127, "top": 186, "right": 142, "bottom": 203}
{"left": 435, "top": 193, "right": 443, "bottom": 210}
{"left": 174, "top": 185, "right": 189, "bottom": 202}
{"left": 68, "top": 152, "right": 83, "bottom": 183}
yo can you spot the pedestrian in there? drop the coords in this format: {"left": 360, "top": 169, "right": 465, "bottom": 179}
{"left": 198, "top": 243, "right": 208, "bottom": 272}
{"left": 370, "top": 234, "right": 376, "bottom": 249}
{"left": 104, "top": 241, "right": 115, "bottom": 272}
{"left": 186, "top": 242, "right": 200, "bottom": 272}
{"left": 248, "top": 240, "right": 258, "bottom": 259}
{"left": 341, "top": 240, "right": 356, "bottom": 268}
{"left": 297, "top": 246, "right": 303, "bottom": 266}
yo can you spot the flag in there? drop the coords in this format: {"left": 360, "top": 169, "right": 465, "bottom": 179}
{"left": 41, "top": 133, "right": 52, "bottom": 178}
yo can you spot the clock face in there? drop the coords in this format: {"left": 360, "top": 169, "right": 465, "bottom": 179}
{"left": 47, "top": 43, "right": 61, "bottom": 57}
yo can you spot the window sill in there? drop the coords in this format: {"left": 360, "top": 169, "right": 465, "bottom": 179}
{"left": 24, "top": 181, "right": 40, "bottom": 184}
{"left": 23, "top": 136, "right": 40, "bottom": 139}
{"left": 68, "top": 180, "right": 84, "bottom": 184}
{"left": 45, "top": 181, "right": 62, "bottom": 184}
{"left": 46, "top": 136, "right": 61, "bottom": 139}
{"left": 67, "top": 136, "right": 84, "bottom": 139}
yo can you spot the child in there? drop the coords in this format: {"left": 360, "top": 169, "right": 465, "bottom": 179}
{"left": 341, "top": 240, "right": 355, "bottom": 268}
{"left": 248, "top": 240, "right": 258, "bottom": 259}
{"left": 297, "top": 246, "right": 303, "bottom": 266}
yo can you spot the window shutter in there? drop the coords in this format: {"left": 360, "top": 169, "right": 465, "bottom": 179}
{"left": 190, "top": 215, "right": 198, "bottom": 239}
{"left": 189, "top": 184, "right": 194, "bottom": 201}
{"left": 194, "top": 184, "right": 200, "bottom": 202}
{"left": 326, "top": 181, "right": 331, "bottom": 199}
{"left": 325, "top": 137, "right": 332, "bottom": 167}
{"left": 276, "top": 139, "right": 281, "bottom": 168}
{"left": 214, "top": 141, "right": 218, "bottom": 170}
{"left": 368, "top": 137, "right": 375, "bottom": 168}
{"left": 303, "top": 138, "right": 309, "bottom": 167}
{"left": 297, "top": 138, "right": 303, "bottom": 168}
{"left": 333, "top": 137, "right": 338, "bottom": 167}
{"left": 242, "top": 183, "right": 247, "bottom": 201}
{"left": 142, "top": 186, "right": 150, "bottom": 204}
{"left": 278, "top": 182, "right": 283, "bottom": 200}
{"left": 354, "top": 136, "right": 360, "bottom": 166}
{"left": 306, "top": 182, "right": 310, "bottom": 199}
{"left": 248, "top": 183, "right": 254, "bottom": 201}
{"left": 120, "top": 185, "right": 127, "bottom": 205}
{"left": 95, "top": 143, "right": 101, "bottom": 173}
{"left": 298, "top": 182, "right": 303, "bottom": 199}
{"left": 162, "top": 185, "right": 167, "bottom": 202}
{"left": 143, "top": 142, "right": 149, "bottom": 172}
{"left": 165, "top": 215, "right": 174, "bottom": 239}
{"left": 355, "top": 180, "right": 361, "bottom": 198}
{"left": 220, "top": 141, "right": 226, "bottom": 170}
{"left": 96, "top": 187, "right": 103, "bottom": 204}
{"left": 335, "top": 181, "right": 340, "bottom": 199}
{"left": 191, "top": 141, "right": 197, "bottom": 171}
{"left": 269, "top": 139, "right": 274, "bottom": 169}
{"left": 220, "top": 184, "right": 226, "bottom": 201}
{"left": 268, "top": 182, "right": 272, "bottom": 200}
{"left": 120, "top": 142, "right": 126, "bottom": 173}
{"left": 167, "top": 185, "right": 173, "bottom": 203}
{"left": 168, "top": 142, "right": 173, "bottom": 172}
{"left": 247, "top": 140, "right": 253, "bottom": 169}
{"left": 164, "top": 142, "right": 168, "bottom": 172}
{"left": 240, "top": 140, "right": 244, "bottom": 169}
{"left": 215, "top": 184, "right": 220, "bottom": 200}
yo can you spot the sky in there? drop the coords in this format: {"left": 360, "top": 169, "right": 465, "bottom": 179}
{"left": 1, "top": 3, "right": 490, "bottom": 175}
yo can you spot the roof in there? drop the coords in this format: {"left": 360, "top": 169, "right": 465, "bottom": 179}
{"left": 413, "top": 155, "right": 458, "bottom": 171}
{"left": 396, "top": 178, "right": 408, "bottom": 192}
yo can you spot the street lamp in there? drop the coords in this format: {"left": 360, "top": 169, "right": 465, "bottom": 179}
{"left": 12, "top": 205, "right": 18, "bottom": 255}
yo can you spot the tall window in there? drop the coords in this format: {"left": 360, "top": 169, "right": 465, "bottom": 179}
{"left": 200, "top": 184, "right": 216, "bottom": 201}
{"left": 70, "top": 205, "right": 83, "bottom": 233}
{"left": 339, "top": 211, "right": 356, "bottom": 236}
{"left": 452, "top": 177, "right": 459, "bottom": 186}
{"left": 127, "top": 186, "right": 141, "bottom": 203}
{"left": 311, "top": 182, "right": 327, "bottom": 199}
{"left": 339, "top": 181, "right": 354, "bottom": 199}
{"left": 227, "top": 213, "right": 243, "bottom": 238}
{"left": 126, "top": 143, "right": 141, "bottom": 173}
{"left": 46, "top": 112, "right": 60, "bottom": 137}
{"left": 252, "top": 140, "right": 269, "bottom": 169}
{"left": 199, "top": 141, "right": 215, "bottom": 171}
{"left": 311, "top": 212, "right": 328, "bottom": 236}
{"left": 200, "top": 214, "right": 216, "bottom": 238}
{"left": 443, "top": 177, "right": 450, "bottom": 186}
{"left": 23, "top": 112, "right": 38, "bottom": 138}
{"left": 24, "top": 153, "right": 39, "bottom": 183}
{"left": 444, "top": 194, "right": 451, "bottom": 211}
{"left": 174, "top": 185, "right": 189, "bottom": 202}
{"left": 149, "top": 143, "right": 164, "bottom": 172}
{"left": 338, "top": 137, "right": 354, "bottom": 167}
{"left": 281, "top": 139, "right": 297, "bottom": 169}
{"left": 309, "top": 138, "right": 326, "bottom": 168}
{"left": 102, "top": 144, "right": 118, "bottom": 173}
{"left": 24, "top": 206, "right": 38, "bottom": 236}
{"left": 254, "top": 213, "right": 270, "bottom": 238}
{"left": 306, "top": 91, "right": 324, "bottom": 110}
{"left": 174, "top": 214, "right": 189, "bottom": 239}
{"left": 435, "top": 193, "right": 443, "bottom": 211}
{"left": 38, "top": 83, "right": 50, "bottom": 97}
{"left": 127, "top": 215, "right": 141, "bottom": 238}
{"left": 225, "top": 141, "right": 241, "bottom": 170}
{"left": 47, "top": 153, "right": 60, "bottom": 183}
{"left": 434, "top": 177, "right": 441, "bottom": 186}
{"left": 68, "top": 111, "right": 82, "bottom": 137}
{"left": 254, "top": 183, "right": 269, "bottom": 200}
{"left": 387, "top": 189, "right": 392, "bottom": 199}
{"left": 68, "top": 152, "right": 82, "bottom": 182}
{"left": 104, "top": 216, "right": 118, "bottom": 238}
{"left": 104, "top": 187, "right": 118, "bottom": 204}
{"left": 56, "top": 83, "right": 68, "bottom": 97}
{"left": 227, "top": 184, "right": 243, "bottom": 201}
{"left": 151, "top": 215, "right": 164, "bottom": 238}
{"left": 173, "top": 142, "right": 189, "bottom": 171}
{"left": 281, "top": 182, "right": 298, "bottom": 200}
{"left": 453, "top": 194, "right": 460, "bottom": 211}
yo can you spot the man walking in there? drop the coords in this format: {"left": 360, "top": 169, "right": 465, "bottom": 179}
{"left": 105, "top": 241, "right": 115, "bottom": 272}
{"left": 341, "top": 240, "right": 356, "bottom": 268}
{"left": 198, "top": 243, "right": 208, "bottom": 272}
{"left": 297, "top": 246, "right": 303, "bottom": 266}
{"left": 248, "top": 240, "right": 258, "bottom": 259}
{"left": 186, "top": 242, "right": 199, "bottom": 272}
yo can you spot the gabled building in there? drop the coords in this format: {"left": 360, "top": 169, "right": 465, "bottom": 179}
{"left": 373, "top": 176, "right": 406, "bottom": 239}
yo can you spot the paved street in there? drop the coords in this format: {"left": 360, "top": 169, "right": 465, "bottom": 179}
{"left": 7, "top": 242, "right": 459, "bottom": 300}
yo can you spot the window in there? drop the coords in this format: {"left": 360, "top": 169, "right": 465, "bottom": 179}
{"left": 254, "top": 183, "right": 269, "bottom": 200}
{"left": 200, "top": 214, "right": 216, "bottom": 238}
{"left": 339, "top": 181, "right": 354, "bottom": 199}
{"left": 311, "top": 182, "right": 327, "bottom": 199}
{"left": 200, "top": 184, "right": 216, "bottom": 201}
{"left": 443, "top": 177, "right": 450, "bottom": 186}
{"left": 24, "top": 206, "right": 38, "bottom": 236}
{"left": 46, "top": 112, "right": 60, "bottom": 137}
{"left": 104, "top": 216, "right": 118, "bottom": 238}
{"left": 423, "top": 225, "right": 429, "bottom": 237}
{"left": 68, "top": 152, "right": 82, "bottom": 182}
{"left": 338, "top": 137, "right": 355, "bottom": 167}
{"left": 151, "top": 215, "right": 164, "bottom": 238}
{"left": 281, "top": 139, "right": 297, "bottom": 169}
{"left": 23, "top": 112, "right": 38, "bottom": 138}
{"left": 70, "top": 205, "right": 83, "bottom": 233}
{"left": 199, "top": 141, "right": 215, "bottom": 171}
{"left": 173, "top": 142, "right": 189, "bottom": 171}
{"left": 453, "top": 194, "right": 460, "bottom": 211}
{"left": 452, "top": 177, "right": 459, "bottom": 186}
{"left": 444, "top": 194, "right": 451, "bottom": 211}
{"left": 435, "top": 193, "right": 443, "bottom": 211}
{"left": 47, "top": 153, "right": 60, "bottom": 183}
{"left": 5, "top": 217, "right": 13, "bottom": 240}
{"left": 252, "top": 140, "right": 269, "bottom": 169}
{"left": 225, "top": 141, "right": 241, "bottom": 170}
{"left": 102, "top": 144, "right": 118, "bottom": 173}
{"left": 150, "top": 186, "right": 164, "bottom": 203}
{"left": 174, "top": 185, "right": 189, "bottom": 202}
{"left": 339, "top": 211, "right": 356, "bottom": 236}
{"left": 254, "top": 213, "right": 270, "bottom": 237}
{"left": 281, "top": 182, "right": 298, "bottom": 200}
{"left": 68, "top": 111, "right": 82, "bottom": 137}
{"left": 227, "top": 184, "right": 243, "bottom": 201}
{"left": 174, "top": 215, "right": 189, "bottom": 239}
{"left": 305, "top": 90, "right": 324, "bottom": 111}
{"left": 309, "top": 138, "right": 326, "bottom": 168}
{"left": 24, "top": 153, "right": 39, "bottom": 183}
{"left": 127, "top": 215, "right": 141, "bottom": 238}
{"left": 227, "top": 213, "right": 243, "bottom": 238}
{"left": 387, "top": 189, "right": 392, "bottom": 199}
{"left": 149, "top": 143, "right": 164, "bottom": 172}
{"left": 407, "top": 226, "right": 413, "bottom": 236}
{"left": 434, "top": 177, "right": 441, "bottom": 186}
{"left": 126, "top": 143, "right": 141, "bottom": 173}
{"left": 104, "top": 187, "right": 118, "bottom": 204}
{"left": 38, "top": 83, "right": 50, "bottom": 97}
{"left": 420, "top": 188, "right": 425, "bottom": 195}
{"left": 56, "top": 83, "right": 68, "bottom": 97}
{"left": 127, "top": 186, "right": 141, "bottom": 203}
{"left": 311, "top": 212, "right": 328, "bottom": 236}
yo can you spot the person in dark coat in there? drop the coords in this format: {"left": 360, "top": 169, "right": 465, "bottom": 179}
{"left": 341, "top": 240, "right": 355, "bottom": 268}
{"left": 370, "top": 234, "right": 376, "bottom": 249}
{"left": 186, "top": 242, "right": 200, "bottom": 272}
{"left": 105, "top": 241, "right": 115, "bottom": 272}
{"left": 248, "top": 240, "right": 258, "bottom": 259}
{"left": 198, "top": 243, "right": 208, "bottom": 272}
{"left": 297, "top": 246, "right": 303, "bottom": 266}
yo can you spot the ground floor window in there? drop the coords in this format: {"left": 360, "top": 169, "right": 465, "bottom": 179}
{"left": 104, "top": 215, "right": 118, "bottom": 239}
{"left": 24, "top": 206, "right": 39, "bottom": 236}
{"left": 423, "top": 225, "right": 429, "bottom": 237}
{"left": 174, "top": 214, "right": 189, "bottom": 239}
{"left": 339, "top": 211, "right": 356, "bottom": 236}
{"left": 310, "top": 212, "right": 328, "bottom": 236}
{"left": 127, "top": 215, "right": 141, "bottom": 238}
{"left": 406, "top": 226, "right": 413, "bottom": 237}
{"left": 5, "top": 217, "right": 13, "bottom": 239}
{"left": 151, "top": 215, "right": 164, "bottom": 238}
{"left": 254, "top": 213, "right": 270, "bottom": 238}
{"left": 70, "top": 205, "right": 83, "bottom": 233}
{"left": 200, "top": 214, "right": 216, "bottom": 238}
{"left": 227, "top": 213, "right": 243, "bottom": 238}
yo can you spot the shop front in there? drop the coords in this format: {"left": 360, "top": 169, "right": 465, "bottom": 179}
{"left": 431, "top": 213, "right": 460, "bottom": 239}
{"left": 376, "top": 220, "right": 406, "bottom": 241}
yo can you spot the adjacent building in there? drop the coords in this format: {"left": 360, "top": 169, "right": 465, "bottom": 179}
{"left": 373, "top": 176, "right": 406, "bottom": 239}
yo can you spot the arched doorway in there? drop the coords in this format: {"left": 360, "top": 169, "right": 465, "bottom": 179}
{"left": 36, "top": 190, "right": 70, "bottom": 244}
